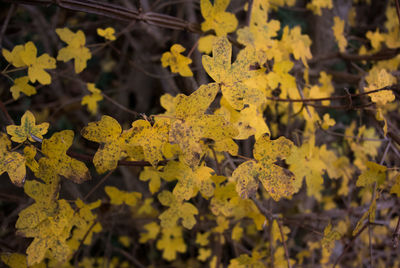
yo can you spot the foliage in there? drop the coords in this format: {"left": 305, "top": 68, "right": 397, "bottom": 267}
{"left": 1, "top": 0, "right": 400, "bottom": 267}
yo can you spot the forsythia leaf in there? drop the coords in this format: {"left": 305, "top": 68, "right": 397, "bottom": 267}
{"left": 161, "top": 44, "right": 193, "bottom": 77}
{"left": 0, "top": 133, "right": 26, "bottom": 186}
{"left": 105, "top": 186, "right": 142, "bottom": 206}
{"left": 10, "top": 76, "right": 36, "bottom": 100}
{"left": 158, "top": 190, "right": 199, "bottom": 229}
{"left": 41, "top": 130, "right": 91, "bottom": 183}
{"left": 233, "top": 135, "right": 297, "bottom": 201}
{"left": 81, "top": 83, "right": 103, "bottom": 115}
{"left": 97, "top": 27, "right": 116, "bottom": 41}
{"left": 6, "top": 110, "right": 49, "bottom": 143}
{"left": 56, "top": 28, "right": 92, "bottom": 73}
{"left": 200, "top": 0, "right": 238, "bottom": 36}
{"left": 332, "top": 16, "right": 347, "bottom": 52}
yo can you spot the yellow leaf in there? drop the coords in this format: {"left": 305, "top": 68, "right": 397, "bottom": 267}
{"left": 0, "top": 133, "right": 26, "bottom": 186}
{"left": 202, "top": 36, "right": 265, "bottom": 110}
{"left": 356, "top": 161, "right": 387, "bottom": 187}
{"left": 196, "top": 231, "right": 210, "bottom": 246}
{"left": 158, "top": 190, "right": 198, "bottom": 229}
{"left": 19, "top": 42, "right": 56, "bottom": 85}
{"left": 198, "top": 248, "right": 212, "bottom": 261}
{"left": 6, "top": 110, "right": 49, "bottom": 143}
{"left": 280, "top": 26, "right": 312, "bottom": 67}
{"left": 81, "top": 83, "right": 103, "bottom": 115}
{"left": 198, "top": 34, "right": 216, "bottom": 54}
{"left": 364, "top": 67, "right": 396, "bottom": 105}
{"left": 56, "top": 28, "right": 92, "bottom": 73}
{"left": 156, "top": 226, "right": 186, "bottom": 261}
{"left": 1, "top": 253, "right": 45, "bottom": 268}
{"left": 139, "top": 167, "right": 162, "bottom": 194}
{"left": 306, "top": 0, "right": 333, "bottom": 16}
{"left": 332, "top": 16, "right": 347, "bottom": 52}
{"left": 41, "top": 130, "right": 90, "bottom": 183}
{"left": 130, "top": 119, "right": 169, "bottom": 167}
{"left": 366, "top": 29, "right": 385, "bottom": 51}
{"left": 10, "top": 76, "right": 36, "bottom": 100}
{"left": 200, "top": 0, "right": 238, "bottom": 36}
{"left": 233, "top": 136, "right": 297, "bottom": 201}
{"left": 81, "top": 115, "right": 125, "bottom": 173}
{"left": 97, "top": 27, "right": 116, "bottom": 41}
{"left": 2, "top": 44, "right": 25, "bottom": 67}
{"left": 161, "top": 44, "right": 193, "bottom": 77}
{"left": 232, "top": 223, "right": 243, "bottom": 241}
{"left": 24, "top": 145, "right": 39, "bottom": 173}
{"left": 321, "top": 113, "right": 335, "bottom": 130}
{"left": 139, "top": 222, "right": 160, "bottom": 243}
{"left": 105, "top": 186, "right": 142, "bottom": 206}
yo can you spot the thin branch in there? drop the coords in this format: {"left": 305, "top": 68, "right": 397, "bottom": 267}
{"left": 83, "top": 170, "right": 114, "bottom": 201}
{"left": 277, "top": 219, "right": 292, "bottom": 268}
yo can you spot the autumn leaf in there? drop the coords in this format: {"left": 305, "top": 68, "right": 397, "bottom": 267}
{"left": 167, "top": 83, "right": 238, "bottom": 167}
{"left": 200, "top": 0, "right": 238, "bottom": 36}
{"left": 3, "top": 42, "right": 56, "bottom": 85}
{"left": 156, "top": 226, "right": 187, "bottom": 261}
{"left": 161, "top": 44, "right": 193, "bottom": 77}
{"left": 81, "top": 83, "right": 103, "bottom": 115}
{"left": 306, "top": 0, "right": 333, "bottom": 16}
{"left": 81, "top": 115, "right": 137, "bottom": 173}
{"left": 10, "top": 76, "right": 36, "bottom": 100}
{"left": 6, "top": 110, "right": 49, "bottom": 143}
{"left": 233, "top": 135, "right": 297, "bottom": 201}
{"left": 202, "top": 36, "right": 265, "bottom": 110}
{"left": 56, "top": 28, "right": 92, "bottom": 73}
{"left": 332, "top": 16, "right": 347, "bottom": 52}
{"left": 129, "top": 118, "right": 169, "bottom": 167}
{"left": 139, "top": 222, "right": 160, "bottom": 243}
{"left": 97, "top": 27, "right": 116, "bottom": 41}
{"left": 356, "top": 161, "right": 387, "bottom": 187}
{"left": 364, "top": 67, "right": 396, "bottom": 105}
{"left": 40, "top": 130, "right": 90, "bottom": 183}
{"left": 24, "top": 145, "right": 39, "bottom": 173}
{"left": 139, "top": 167, "right": 162, "bottom": 194}
{"left": 280, "top": 26, "right": 312, "bottom": 67}
{"left": 158, "top": 190, "right": 199, "bottom": 229}
{"left": 105, "top": 186, "right": 142, "bottom": 206}
{"left": 0, "top": 132, "right": 26, "bottom": 186}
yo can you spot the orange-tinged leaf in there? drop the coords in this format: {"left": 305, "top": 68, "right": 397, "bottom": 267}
{"left": 56, "top": 28, "right": 92, "bottom": 73}
{"left": 0, "top": 133, "right": 26, "bottom": 186}
{"left": 41, "top": 130, "right": 90, "bottom": 183}
{"left": 6, "top": 110, "right": 49, "bottom": 143}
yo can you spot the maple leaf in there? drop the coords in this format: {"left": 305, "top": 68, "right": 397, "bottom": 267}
{"left": 332, "top": 16, "right": 347, "bottom": 52}
{"left": 16, "top": 198, "right": 75, "bottom": 266}
{"left": 56, "top": 28, "right": 92, "bottom": 73}
{"left": 202, "top": 36, "right": 265, "bottom": 110}
{"left": 280, "top": 26, "right": 312, "bottom": 67}
{"left": 233, "top": 135, "right": 297, "bottom": 201}
{"left": 139, "top": 167, "right": 162, "bottom": 194}
{"left": 97, "top": 27, "right": 116, "bottom": 41}
{"left": 162, "top": 161, "right": 214, "bottom": 201}
{"left": 156, "top": 226, "right": 187, "bottom": 261}
{"left": 18, "top": 42, "right": 56, "bottom": 85}
{"left": 3, "top": 42, "right": 56, "bottom": 85}
{"left": 0, "top": 132, "right": 26, "bottom": 186}
{"left": 81, "top": 115, "right": 133, "bottom": 173}
{"left": 364, "top": 67, "right": 396, "bottom": 105}
{"left": 158, "top": 190, "right": 199, "bottom": 229}
{"left": 105, "top": 186, "right": 142, "bottom": 206}
{"left": 24, "top": 145, "right": 39, "bottom": 173}
{"left": 161, "top": 44, "right": 193, "bottom": 77}
{"left": 139, "top": 222, "right": 160, "bottom": 243}
{"left": 81, "top": 83, "right": 103, "bottom": 115}
{"left": 200, "top": 0, "right": 238, "bottom": 36}
{"left": 6, "top": 110, "right": 49, "bottom": 143}
{"left": 216, "top": 97, "right": 270, "bottom": 140}
{"left": 168, "top": 83, "right": 238, "bottom": 167}
{"left": 40, "top": 130, "right": 90, "bottom": 183}
{"left": 265, "top": 60, "right": 299, "bottom": 100}
{"left": 356, "top": 161, "right": 387, "bottom": 188}
{"left": 306, "top": 0, "right": 333, "bottom": 16}
{"left": 129, "top": 118, "right": 169, "bottom": 167}
{"left": 198, "top": 34, "right": 216, "bottom": 54}
{"left": 10, "top": 76, "right": 36, "bottom": 100}
{"left": 237, "top": 0, "right": 281, "bottom": 62}
{"left": 2, "top": 44, "right": 25, "bottom": 67}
